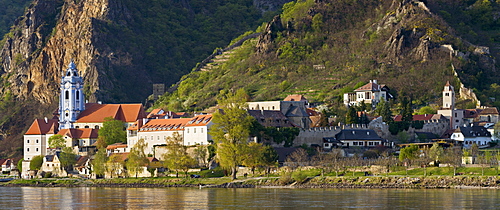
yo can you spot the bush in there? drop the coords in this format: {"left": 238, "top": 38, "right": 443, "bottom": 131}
{"left": 291, "top": 170, "right": 308, "bottom": 184}
{"left": 43, "top": 172, "right": 52, "bottom": 178}
{"left": 278, "top": 171, "right": 293, "bottom": 185}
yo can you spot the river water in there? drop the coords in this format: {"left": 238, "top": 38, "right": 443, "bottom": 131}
{"left": 0, "top": 187, "right": 498, "bottom": 209}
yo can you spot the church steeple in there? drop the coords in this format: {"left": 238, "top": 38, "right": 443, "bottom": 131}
{"left": 443, "top": 81, "right": 455, "bottom": 109}
{"left": 59, "top": 60, "right": 85, "bottom": 129}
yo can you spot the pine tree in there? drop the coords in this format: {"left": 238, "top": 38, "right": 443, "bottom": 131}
{"left": 345, "top": 106, "right": 358, "bottom": 124}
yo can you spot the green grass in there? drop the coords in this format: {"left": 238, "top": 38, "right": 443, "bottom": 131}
{"left": 388, "top": 166, "right": 500, "bottom": 176}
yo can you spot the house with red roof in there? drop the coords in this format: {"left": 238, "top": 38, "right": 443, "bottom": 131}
{"left": 24, "top": 118, "right": 59, "bottom": 161}
{"left": 57, "top": 128, "right": 99, "bottom": 156}
{"left": 343, "top": 80, "right": 392, "bottom": 107}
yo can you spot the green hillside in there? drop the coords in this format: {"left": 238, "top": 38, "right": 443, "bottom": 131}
{"left": 154, "top": 0, "right": 500, "bottom": 112}
{"left": 0, "top": 0, "right": 31, "bottom": 37}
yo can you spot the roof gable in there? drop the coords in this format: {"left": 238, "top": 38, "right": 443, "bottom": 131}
{"left": 25, "top": 119, "right": 59, "bottom": 135}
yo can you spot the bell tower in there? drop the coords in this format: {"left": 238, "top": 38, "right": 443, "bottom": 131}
{"left": 59, "top": 61, "right": 85, "bottom": 129}
{"left": 443, "top": 81, "right": 455, "bottom": 109}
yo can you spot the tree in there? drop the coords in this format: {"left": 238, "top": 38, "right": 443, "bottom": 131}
{"left": 126, "top": 138, "right": 149, "bottom": 178}
{"left": 399, "top": 145, "right": 419, "bottom": 175}
{"left": 285, "top": 148, "right": 309, "bottom": 170}
{"left": 345, "top": 105, "right": 358, "bottom": 124}
{"left": 429, "top": 142, "right": 444, "bottom": 165}
{"left": 400, "top": 96, "right": 413, "bottom": 122}
{"left": 98, "top": 117, "right": 126, "bottom": 146}
{"left": 162, "top": 132, "right": 196, "bottom": 177}
{"left": 262, "top": 145, "right": 279, "bottom": 175}
{"left": 59, "top": 147, "right": 77, "bottom": 172}
{"left": 416, "top": 106, "right": 436, "bottom": 115}
{"left": 243, "top": 142, "right": 266, "bottom": 175}
{"left": 106, "top": 154, "right": 125, "bottom": 178}
{"left": 194, "top": 145, "right": 208, "bottom": 168}
{"left": 442, "top": 146, "right": 463, "bottom": 176}
{"left": 48, "top": 134, "right": 66, "bottom": 149}
{"left": 209, "top": 89, "right": 254, "bottom": 180}
{"left": 17, "top": 158, "right": 23, "bottom": 174}
{"left": 376, "top": 151, "right": 397, "bottom": 177}
{"left": 92, "top": 149, "right": 108, "bottom": 178}
{"left": 29, "top": 155, "right": 44, "bottom": 171}
{"left": 375, "top": 100, "right": 393, "bottom": 123}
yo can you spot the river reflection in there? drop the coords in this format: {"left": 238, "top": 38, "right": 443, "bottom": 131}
{"left": 0, "top": 187, "right": 498, "bottom": 209}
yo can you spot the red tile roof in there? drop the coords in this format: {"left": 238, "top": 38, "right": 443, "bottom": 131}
{"left": 106, "top": 143, "right": 128, "bottom": 150}
{"left": 355, "top": 82, "right": 381, "bottom": 92}
{"left": 284, "top": 94, "right": 307, "bottom": 102}
{"left": 25, "top": 119, "right": 59, "bottom": 135}
{"left": 139, "top": 118, "right": 191, "bottom": 132}
{"left": 76, "top": 103, "right": 146, "bottom": 123}
{"left": 57, "top": 128, "right": 99, "bottom": 139}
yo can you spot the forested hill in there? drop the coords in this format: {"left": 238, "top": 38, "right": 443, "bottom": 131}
{"left": 0, "top": 0, "right": 290, "bottom": 158}
{"left": 154, "top": 0, "right": 500, "bottom": 112}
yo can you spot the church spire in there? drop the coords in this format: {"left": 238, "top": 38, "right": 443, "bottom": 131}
{"left": 59, "top": 60, "right": 85, "bottom": 129}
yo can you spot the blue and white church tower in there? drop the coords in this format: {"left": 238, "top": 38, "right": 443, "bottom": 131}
{"left": 59, "top": 61, "right": 85, "bottom": 129}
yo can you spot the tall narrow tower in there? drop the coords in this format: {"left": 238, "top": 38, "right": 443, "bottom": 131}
{"left": 59, "top": 61, "right": 85, "bottom": 129}
{"left": 443, "top": 81, "right": 455, "bottom": 109}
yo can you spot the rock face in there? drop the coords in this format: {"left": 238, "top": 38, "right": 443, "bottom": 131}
{"left": 1, "top": 0, "right": 152, "bottom": 105}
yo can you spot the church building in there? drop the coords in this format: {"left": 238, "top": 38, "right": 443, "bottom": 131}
{"left": 22, "top": 61, "right": 146, "bottom": 175}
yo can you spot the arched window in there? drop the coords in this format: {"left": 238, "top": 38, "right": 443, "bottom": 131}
{"left": 65, "top": 90, "right": 69, "bottom": 100}
{"left": 95, "top": 125, "right": 99, "bottom": 129}
{"left": 76, "top": 90, "right": 80, "bottom": 100}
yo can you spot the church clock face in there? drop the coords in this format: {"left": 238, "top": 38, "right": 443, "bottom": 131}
{"left": 76, "top": 83, "right": 80, "bottom": 89}
{"left": 65, "top": 82, "right": 71, "bottom": 89}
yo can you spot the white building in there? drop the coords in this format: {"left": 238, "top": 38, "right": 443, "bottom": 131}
{"left": 450, "top": 125, "right": 492, "bottom": 148}
{"left": 23, "top": 118, "right": 59, "bottom": 161}
{"left": 343, "top": 80, "right": 390, "bottom": 107}
{"left": 126, "top": 115, "right": 214, "bottom": 156}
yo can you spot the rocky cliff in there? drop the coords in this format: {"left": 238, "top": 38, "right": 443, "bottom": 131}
{"left": 0, "top": 0, "right": 290, "bottom": 158}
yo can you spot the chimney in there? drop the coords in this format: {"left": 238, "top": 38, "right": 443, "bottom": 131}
{"left": 373, "top": 80, "right": 377, "bottom": 84}
{"left": 44, "top": 117, "right": 48, "bottom": 124}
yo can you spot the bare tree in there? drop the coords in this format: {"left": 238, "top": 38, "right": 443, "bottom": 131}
{"left": 376, "top": 151, "right": 397, "bottom": 177}
{"left": 442, "top": 146, "right": 463, "bottom": 176}
{"left": 285, "top": 148, "right": 309, "bottom": 171}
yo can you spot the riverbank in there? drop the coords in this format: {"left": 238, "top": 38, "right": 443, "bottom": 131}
{"left": 3, "top": 176, "right": 500, "bottom": 189}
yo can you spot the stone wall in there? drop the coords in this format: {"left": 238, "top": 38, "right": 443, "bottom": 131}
{"left": 291, "top": 124, "right": 370, "bottom": 147}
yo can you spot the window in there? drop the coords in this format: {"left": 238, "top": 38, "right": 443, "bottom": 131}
{"left": 85, "top": 126, "right": 89, "bottom": 128}
{"left": 445, "top": 93, "right": 449, "bottom": 96}
{"left": 27, "top": 148, "right": 29, "bottom": 152}
{"left": 201, "top": 128, "right": 203, "bottom": 133}
{"left": 157, "top": 136, "right": 160, "bottom": 141}
{"left": 27, "top": 140, "right": 30, "bottom": 143}
{"left": 95, "top": 125, "right": 99, "bottom": 129}
{"left": 187, "top": 128, "right": 189, "bottom": 133}
{"left": 353, "top": 142, "right": 358, "bottom": 146}
{"left": 76, "top": 90, "right": 80, "bottom": 100}
{"left": 36, "top": 148, "right": 39, "bottom": 152}
{"left": 36, "top": 139, "right": 39, "bottom": 143}
{"left": 65, "top": 90, "right": 69, "bottom": 100}
{"left": 194, "top": 128, "right": 196, "bottom": 133}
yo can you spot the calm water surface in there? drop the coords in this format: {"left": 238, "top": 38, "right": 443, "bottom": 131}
{"left": 0, "top": 187, "right": 499, "bottom": 209}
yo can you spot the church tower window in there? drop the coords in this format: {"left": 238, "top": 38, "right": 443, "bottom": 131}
{"left": 65, "top": 90, "right": 69, "bottom": 100}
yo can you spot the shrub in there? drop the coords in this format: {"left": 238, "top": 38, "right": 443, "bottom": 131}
{"left": 43, "top": 172, "right": 52, "bottom": 178}
{"left": 291, "top": 170, "right": 308, "bottom": 184}
{"left": 278, "top": 171, "right": 293, "bottom": 185}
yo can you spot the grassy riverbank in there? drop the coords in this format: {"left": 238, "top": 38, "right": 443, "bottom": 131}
{"left": 3, "top": 166, "right": 500, "bottom": 188}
